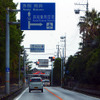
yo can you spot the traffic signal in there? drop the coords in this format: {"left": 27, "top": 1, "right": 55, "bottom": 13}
{"left": 36, "top": 61, "right": 39, "bottom": 65}
{"left": 49, "top": 56, "right": 55, "bottom": 61}
{"left": 52, "top": 57, "right": 55, "bottom": 61}
{"left": 34, "top": 61, "right": 39, "bottom": 65}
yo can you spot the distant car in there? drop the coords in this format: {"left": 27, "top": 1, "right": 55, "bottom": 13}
{"left": 43, "top": 79, "right": 50, "bottom": 86}
{"left": 29, "top": 77, "right": 43, "bottom": 93}
{"left": 42, "top": 80, "right": 45, "bottom": 86}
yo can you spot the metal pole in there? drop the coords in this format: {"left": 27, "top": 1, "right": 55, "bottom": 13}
{"left": 60, "top": 49, "right": 62, "bottom": 87}
{"left": 58, "top": 45, "right": 59, "bottom": 58}
{"left": 65, "top": 35, "right": 66, "bottom": 63}
{"left": 24, "top": 50, "right": 26, "bottom": 87}
{"left": 86, "top": 0, "right": 88, "bottom": 12}
{"left": 56, "top": 44, "right": 60, "bottom": 58}
{"left": 5, "top": 8, "right": 20, "bottom": 94}
{"left": 5, "top": 7, "right": 10, "bottom": 94}
{"left": 62, "top": 48, "right": 64, "bottom": 87}
{"left": 18, "top": 50, "right": 21, "bottom": 88}
{"left": 61, "top": 57, "right": 63, "bottom": 87}
{"left": 52, "top": 61, "right": 53, "bottom": 86}
{"left": 51, "top": 61, "right": 53, "bottom": 86}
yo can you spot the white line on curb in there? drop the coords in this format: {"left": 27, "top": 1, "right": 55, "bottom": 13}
{"left": 14, "top": 87, "right": 28, "bottom": 100}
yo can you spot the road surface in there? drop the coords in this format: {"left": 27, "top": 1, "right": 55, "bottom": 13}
{"left": 14, "top": 87, "right": 100, "bottom": 100}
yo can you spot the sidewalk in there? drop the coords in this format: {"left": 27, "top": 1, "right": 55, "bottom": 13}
{"left": 64, "top": 86, "right": 100, "bottom": 98}
{"left": 0, "top": 84, "right": 22, "bottom": 99}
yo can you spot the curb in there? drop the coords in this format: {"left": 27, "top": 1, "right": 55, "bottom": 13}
{"left": 63, "top": 86, "right": 100, "bottom": 98}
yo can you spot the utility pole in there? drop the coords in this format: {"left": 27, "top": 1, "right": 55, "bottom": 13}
{"left": 74, "top": 0, "right": 89, "bottom": 48}
{"left": 60, "top": 35, "right": 66, "bottom": 87}
{"left": 60, "top": 48, "right": 65, "bottom": 87}
{"left": 86, "top": 0, "right": 89, "bottom": 12}
{"left": 74, "top": 0, "right": 89, "bottom": 14}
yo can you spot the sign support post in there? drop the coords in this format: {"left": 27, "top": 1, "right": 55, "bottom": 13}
{"left": 23, "top": 50, "right": 26, "bottom": 87}
{"left": 51, "top": 61, "right": 53, "bottom": 86}
{"left": 5, "top": 8, "right": 20, "bottom": 94}
{"left": 6, "top": 7, "right": 10, "bottom": 94}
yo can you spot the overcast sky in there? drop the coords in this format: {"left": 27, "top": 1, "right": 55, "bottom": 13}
{"left": 13, "top": 0, "right": 100, "bottom": 69}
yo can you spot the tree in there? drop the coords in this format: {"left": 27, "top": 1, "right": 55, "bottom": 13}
{"left": 78, "top": 9, "right": 100, "bottom": 48}
{"left": 64, "top": 9, "right": 100, "bottom": 86}
{"left": 0, "top": 0, "right": 24, "bottom": 84}
{"left": 85, "top": 48, "right": 100, "bottom": 84}
{"left": 53, "top": 58, "right": 61, "bottom": 86}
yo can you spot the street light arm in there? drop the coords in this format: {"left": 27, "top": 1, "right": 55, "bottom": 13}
{"left": 9, "top": 9, "right": 20, "bottom": 12}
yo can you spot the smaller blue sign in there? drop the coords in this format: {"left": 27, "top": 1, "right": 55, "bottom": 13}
{"left": 30, "top": 44, "right": 45, "bottom": 52}
{"left": 66, "top": 70, "right": 69, "bottom": 74}
{"left": 6, "top": 68, "right": 10, "bottom": 72}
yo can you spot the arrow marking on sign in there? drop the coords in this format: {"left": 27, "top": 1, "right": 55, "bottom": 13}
{"left": 28, "top": 11, "right": 31, "bottom": 17}
{"left": 28, "top": 21, "right": 43, "bottom": 29}
{"left": 30, "top": 23, "right": 43, "bottom": 26}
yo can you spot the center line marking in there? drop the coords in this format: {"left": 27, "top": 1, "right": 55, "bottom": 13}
{"left": 44, "top": 87, "right": 63, "bottom": 100}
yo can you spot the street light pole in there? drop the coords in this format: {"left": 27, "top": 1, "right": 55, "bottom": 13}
{"left": 5, "top": 8, "right": 20, "bottom": 94}
{"left": 60, "top": 35, "right": 66, "bottom": 87}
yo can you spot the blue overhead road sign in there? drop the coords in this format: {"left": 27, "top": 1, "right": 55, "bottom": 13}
{"left": 30, "top": 44, "right": 45, "bottom": 52}
{"left": 20, "top": 3, "right": 55, "bottom": 30}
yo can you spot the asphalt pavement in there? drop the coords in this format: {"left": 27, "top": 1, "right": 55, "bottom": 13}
{"left": 14, "top": 87, "right": 100, "bottom": 100}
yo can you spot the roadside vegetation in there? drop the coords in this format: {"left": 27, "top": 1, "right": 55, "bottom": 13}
{"left": 0, "top": 0, "right": 26, "bottom": 85}
{"left": 64, "top": 9, "right": 100, "bottom": 89}
{"left": 53, "top": 9, "right": 100, "bottom": 90}
{"left": 53, "top": 58, "right": 61, "bottom": 86}
{"left": 0, "top": 1, "right": 100, "bottom": 91}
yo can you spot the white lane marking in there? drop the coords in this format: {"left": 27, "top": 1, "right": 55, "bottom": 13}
{"left": 14, "top": 87, "right": 28, "bottom": 100}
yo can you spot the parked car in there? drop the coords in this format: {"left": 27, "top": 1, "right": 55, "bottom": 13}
{"left": 43, "top": 79, "right": 50, "bottom": 86}
{"left": 29, "top": 77, "right": 43, "bottom": 93}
